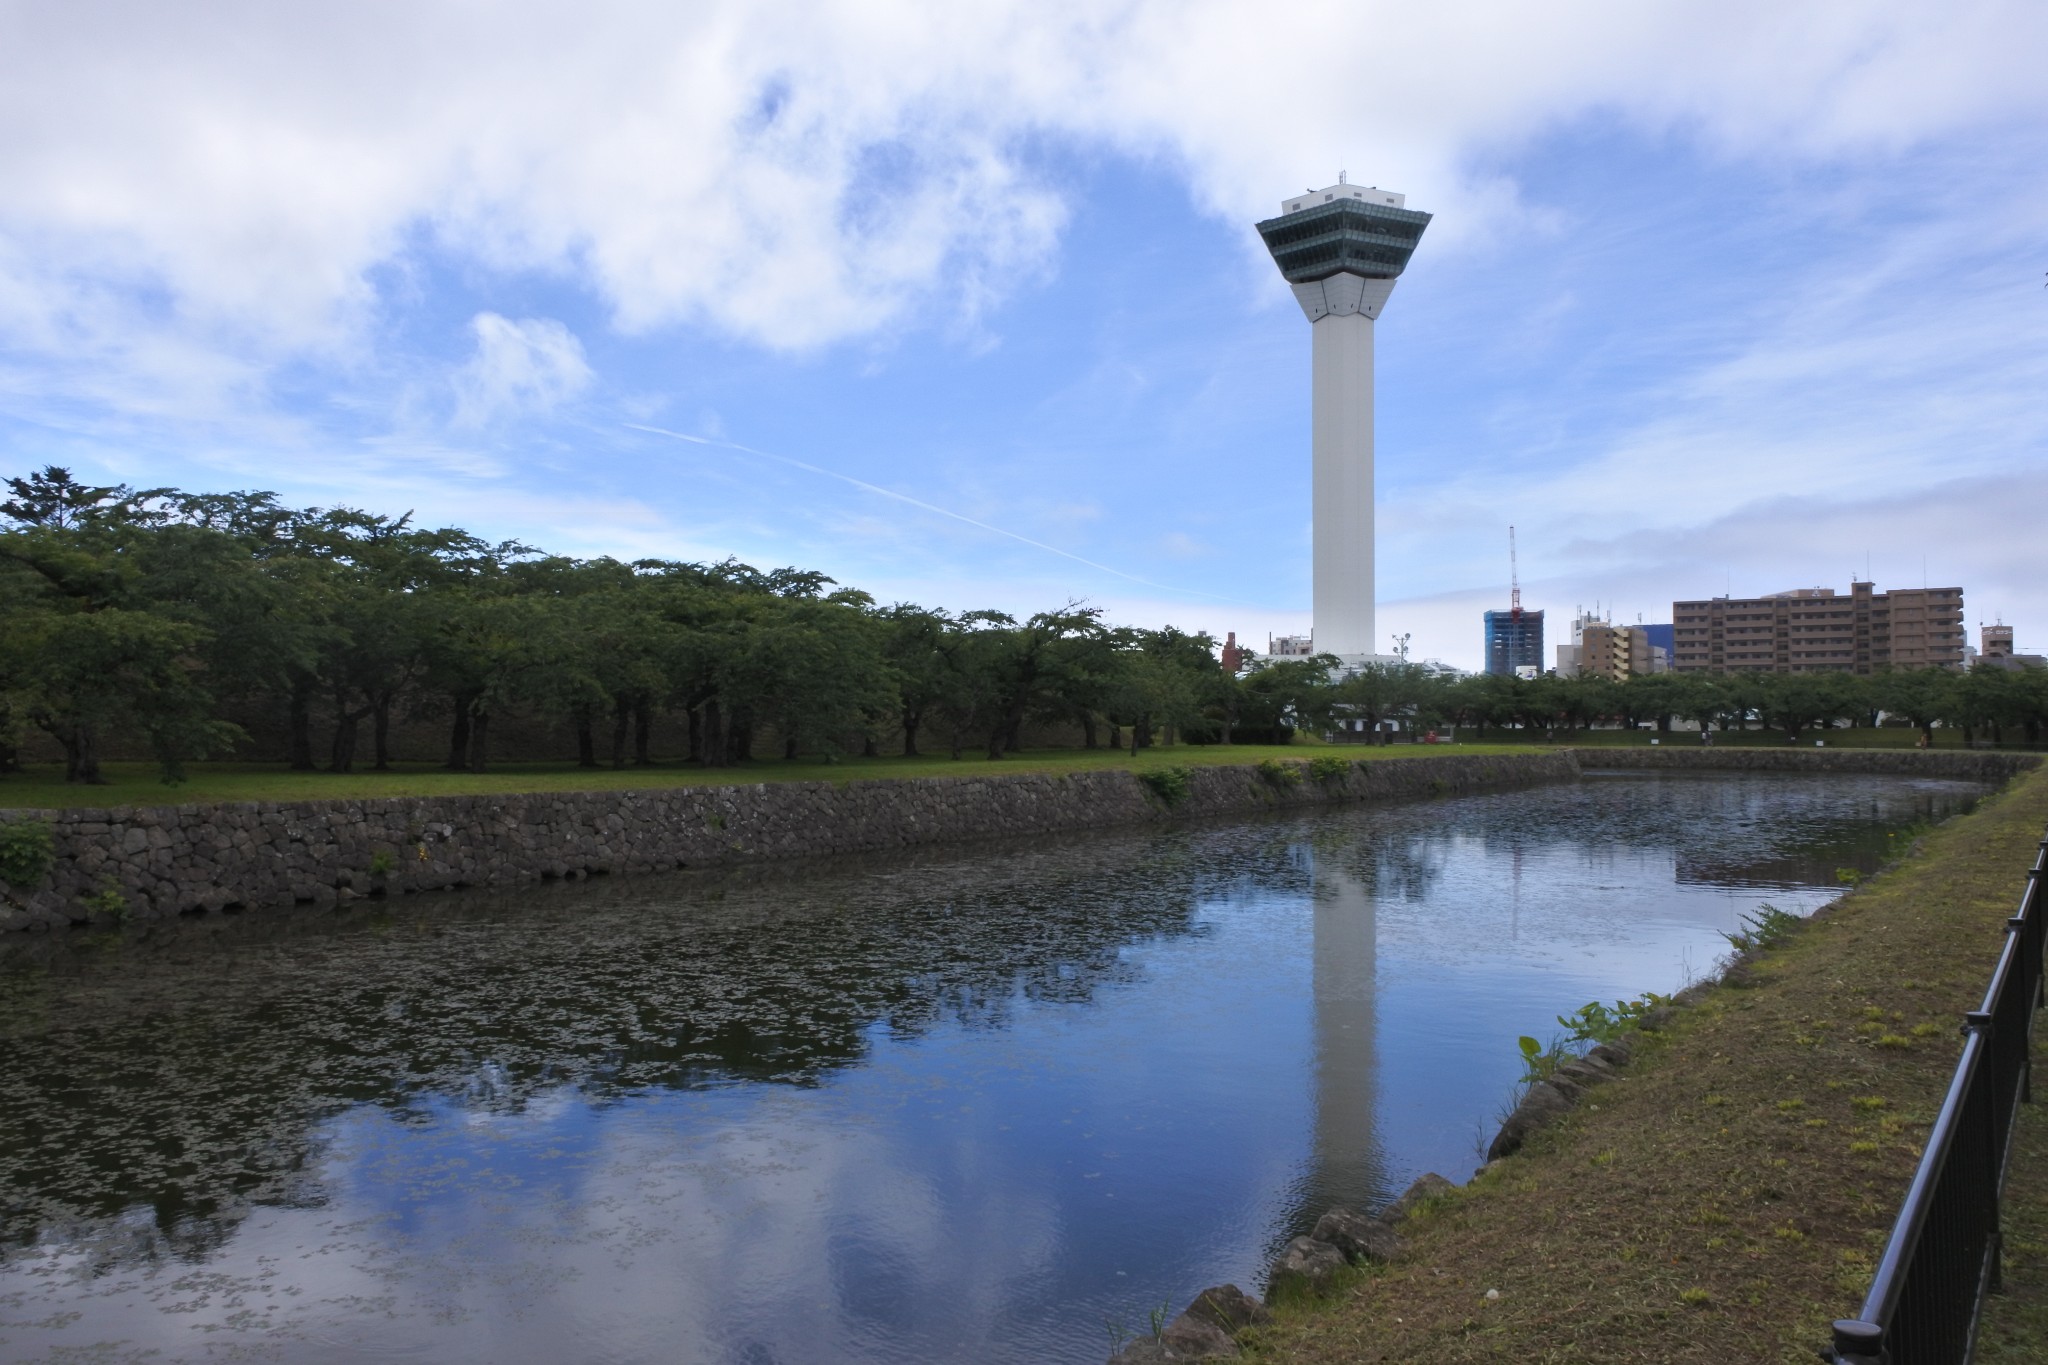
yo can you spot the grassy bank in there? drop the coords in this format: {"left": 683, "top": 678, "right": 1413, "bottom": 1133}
{"left": 1242, "top": 763, "right": 2048, "bottom": 1364}
{"left": 0, "top": 743, "right": 1528, "bottom": 811}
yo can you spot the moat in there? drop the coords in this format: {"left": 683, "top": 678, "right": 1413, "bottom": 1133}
{"left": 0, "top": 770, "right": 1988, "bottom": 1363}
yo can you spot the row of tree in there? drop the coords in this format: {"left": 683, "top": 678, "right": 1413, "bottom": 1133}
{"left": 0, "top": 468, "right": 1317, "bottom": 783}
{"left": 4, "top": 467, "right": 2041, "bottom": 785}
{"left": 1316, "top": 660, "right": 2048, "bottom": 747}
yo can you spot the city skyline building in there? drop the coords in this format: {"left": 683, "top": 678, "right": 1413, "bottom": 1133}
{"left": 1482, "top": 608, "right": 1544, "bottom": 678}
{"left": 1672, "top": 582, "right": 1965, "bottom": 674}
{"left": 1258, "top": 177, "right": 1431, "bottom": 665}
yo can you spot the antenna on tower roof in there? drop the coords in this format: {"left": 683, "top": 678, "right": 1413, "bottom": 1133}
{"left": 1338, "top": 170, "right": 1347, "bottom": 183}
{"left": 1509, "top": 526, "right": 1521, "bottom": 624}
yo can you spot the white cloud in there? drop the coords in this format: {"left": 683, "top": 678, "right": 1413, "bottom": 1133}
{"left": 451, "top": 313, "right": 593, "bottom": 427}
{"left": 3, "top": 1, "right": 2044, "bottom": 375}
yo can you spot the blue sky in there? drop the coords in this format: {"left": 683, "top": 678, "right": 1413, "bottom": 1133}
{"left": 2, "top": 1, "right": 2044, "bottom": 670}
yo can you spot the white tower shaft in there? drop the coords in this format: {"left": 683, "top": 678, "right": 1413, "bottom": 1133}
{"left": 1311, "top": 310, "right": 1377, "bottom": 660}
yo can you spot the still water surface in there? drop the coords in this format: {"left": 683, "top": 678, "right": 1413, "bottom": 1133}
{"left": 0, "top": 771, "right": 1987, "bottom": 1363}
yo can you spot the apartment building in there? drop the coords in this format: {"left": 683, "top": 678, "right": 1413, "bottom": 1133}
{"left": 1671, "top": 582, "right": 1965, "bottom": 675}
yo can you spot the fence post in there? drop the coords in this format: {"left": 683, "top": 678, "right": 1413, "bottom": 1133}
{"left": 2011, "top": 917, "right": 2035, "bottom": 1104}
{"left": 1967, "top": 1009, "right": 2004, "bottom": 1297}
{"left": 1831, "top": 1318, "right": 1884, "bottom": 1364}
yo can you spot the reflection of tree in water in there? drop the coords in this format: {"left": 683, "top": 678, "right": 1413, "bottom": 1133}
{"left": 0, "top": 823, "right": 1292, "bottom": 1271}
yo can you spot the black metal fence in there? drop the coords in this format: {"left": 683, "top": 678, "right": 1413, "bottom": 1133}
{"left": 1832, "top": 834, "right": 2048, "bottom": 1364}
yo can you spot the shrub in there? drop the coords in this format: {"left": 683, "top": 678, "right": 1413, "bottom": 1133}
{"left": 1307, "top": 755, "right": 1350, "bottom": 784}
{"left": 1139, "top": 766, "right": 1192, "bottom": 807}
{"left": 0, "top": 820, "right": 56, "bottom": 887}
{"left": 368, "top": 849, "right": 398, "bottom": 877}
{"left": 1257, "top": 758, "right": 1301, "bottom": 788}
{"left": 1725, "top": 903, "right": 1803, "bottom": 955}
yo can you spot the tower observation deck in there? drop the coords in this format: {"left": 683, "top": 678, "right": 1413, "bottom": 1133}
{"left": 1257, "top": 180, "right": 1431, "bottom": 663}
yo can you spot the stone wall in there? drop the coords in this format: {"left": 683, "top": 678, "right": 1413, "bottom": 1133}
{"left": 0, "top": 752, "right": 1578, "bottom": 932}
{"left": 4, "top": 747, "right": 2027, "bottom": 934}
{"left": 1576, "top": 747, "right": 2041, "bottom": 782}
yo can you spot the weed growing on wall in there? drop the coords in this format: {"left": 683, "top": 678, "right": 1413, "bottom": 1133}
{"left": 1139, "top": 767, "right": 1192, "bottom": 807}
{"left": 0, "top": 820, "right": 55, "bottom": 886}
{"left": 1256, "top": 759, "right": 1301, "bottom": 788}
{"left": 1308, "top": 755, "right": 1350, "bottom": 784}
{"left": 80, "top": 877, "right": 127, "bottom": 919}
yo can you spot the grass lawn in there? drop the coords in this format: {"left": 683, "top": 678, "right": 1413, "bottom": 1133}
{"left": 0, "top": 741, "right": 1530, "bottom": 811}
{"left": 1468, "top": 725, "right": 2037, "bottom": 750}
{"left": 1238, "top": 763, "right": 2048, "bottom": 1364}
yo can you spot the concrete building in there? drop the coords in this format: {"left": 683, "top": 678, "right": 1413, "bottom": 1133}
{"left": 1482, "top": 609, "right": 1544, "bottom": 678}
{"left": 1551, "top": 609, "right": 1656, "bottom": 682}
{"left": 1977, "top": 623, "right": 2047, "bottom": 671}
{"left": 1671, "top": 582, "right": 1965, "bottom": 674}
{"left": 1258, "top": 178, "right": 1431, "bottom": 666}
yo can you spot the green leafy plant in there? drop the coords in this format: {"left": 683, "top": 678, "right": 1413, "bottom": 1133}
{"left": 1725, "top": 903, "right": 1804, "bottom": 954}
{"left": 368, "top": 849, "right": 398, "bottom": 877}
{"left": 1308, "top": 755, "right": 1350, "bottom": 784}
{"left": 1517, "top": 1034, "right": 1570, "bottom": 1082}
{"left": 0, "top": 819, "right": 56, "bottom": 887}
{"left": 1557, "top": 993, "right": 1672, "bottom": 1045}
{"left": 81, "top": 877, "right": 127, "bottom": 919}
{"left": 1256, "top": 758, "right": 1301, "bottom": 787}
{"left": 1835, "top": 867, "right": 1863, "bottom": 884}
{"left": 1140, "top": 766, "right": 1192, "bottom": 806}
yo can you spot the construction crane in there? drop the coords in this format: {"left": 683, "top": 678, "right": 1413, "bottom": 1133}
{"left": 1509, "top": 526, "right": 1521, "bottom": 623}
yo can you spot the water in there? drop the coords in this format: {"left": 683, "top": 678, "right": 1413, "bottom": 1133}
{"left": 0, "top": 770, "right": 1985, "bottom": 1363}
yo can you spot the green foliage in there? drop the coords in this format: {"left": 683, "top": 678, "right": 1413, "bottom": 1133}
{"left": 1557, "top": 993, "right": 1673, "bottom": 1045}
{"left": 1835, "top": 867, "right": 1862, "bottom": 884}
{"left": 367, "top": 848, "right": 397, "bottom": 877}
{"left": 1256, "top": 757, "right": 1301, "bottom": 787}
{"left": 0, "top": 818, "right": 55, "bottom": 886}
{"left": 1517, "top": 1033, "right": 1570, "bottom": 1082}
{"left": 1139, "top": 766, "right": 1191, "bottom": 806}
{"left": 1307, "top": 754, "right": 1350, "bottom": 783}
{"left": 1725, "top": 902, "right": 1805, "bottom": 955}
{"left": 80, "top": 876, "right": 126, "bottom": 919}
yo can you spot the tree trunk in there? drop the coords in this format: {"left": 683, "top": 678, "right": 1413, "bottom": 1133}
{"left": 575, "top": 716, "right": 597, "bottom": 768}
{"left": 611, "top": 696, "right": 630, "bottom": 769}
{"left": 1108, "top": 722, "right": 1122, "bottom": 750}
{"left": 1080, "top": 713, "right": 1097, "bottom": 749}
{"left": 288, "top": 677, "right": 317, "bottom": 771}
{"left": 1218, "top": 713, "right": 1232, "bottom": 746}
{"left": 329, "top": 688, "right": 374, "bottom": 773}
{"left": 634, "top": 702, "right": 654, "bottom": 765}
{"left": 687, "top": 706, "right": 703, "bottom": 764}
{"left": 700, "top": 698, "right": 727, "bottom": 767}
{"left": 784, "top": 734, "right": 799, "bottom": 760}
{"left": 732, "top": 711, "right": 754, "bottom": 761}
{"left": 445, "top": 694, "right": 474, "bottom": 770}
{"left": 1136, "top": 713, "right": 1153, "bottom": 748}
{"left": 901, "top": 707, "right": 921, "bottom": 758}
{"left": 467, "top": 710, "right": 490, "bottom": 772}
{"left": 56, "top": 721, "right": 104, "bottom": 784}
{"left": 371, "top": 691, "right": 394, "bottom": 770}
{"left": 1005, "top": 714, "right": 1024, "bottom": 753}
{"left": 862, "top": 734, "right": 878, "bottom": 757}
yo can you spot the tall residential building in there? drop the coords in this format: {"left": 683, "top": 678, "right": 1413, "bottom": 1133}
{"left": 1983, "top": 624, "right": 2014, "bottom": 661}
{"left": 1671, "top": 582, "right": 1965, "bottom": 674}
{"left": 1553, "top": 608, "right": 1657, "bottom": 682}
{"left": 1257, "top": 178, "right": 1431, "bottom": 664}
{"left": 1482, "top": 609, "right": 1544, "bottom": 678}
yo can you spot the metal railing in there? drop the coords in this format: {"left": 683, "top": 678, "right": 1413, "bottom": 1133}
{"left": 1833, "top": 834, "right": 2048, "bottom": 1364}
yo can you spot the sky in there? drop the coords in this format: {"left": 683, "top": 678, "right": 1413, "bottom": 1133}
{"left": 2, "top": 1, "right": 2044, "bottom": 671}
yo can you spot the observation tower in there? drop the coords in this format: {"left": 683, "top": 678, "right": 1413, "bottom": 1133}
{"left": 1257, "top": 177, "right": 1430, "bottom": 665}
